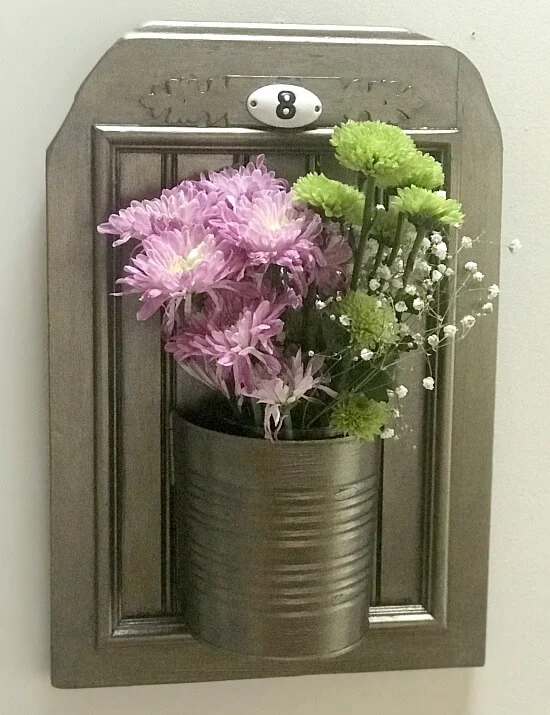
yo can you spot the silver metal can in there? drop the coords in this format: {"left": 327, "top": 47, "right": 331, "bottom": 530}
{"left": 173, "top": 413, "right": 380, "bottom": 659}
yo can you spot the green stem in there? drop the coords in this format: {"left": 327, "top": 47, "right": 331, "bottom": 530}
{"left": 302, "top": 285, "right": 317, "bottom": 353}
{"left": 386, "top": 212, "right": 405, "bottom": 269}
{"left": 283, "top": 411, "right": 294, "bottom": 440}
{"left": 403, "top": 224, "right": 428, "bottom": 286}
{"left": 337, "top": 348, "right": 353, "bottom": 395}
{"left": 348, "top": 226, "right": 357, "bottom": 257}
{"left": 369, "top": 242, "right": 386, "bottom": 281}
{"left": 251, "top": 400, "right": 263, "bottom": 431}
{"left": 350, "top": 174, "right": 377, "bottom": 291}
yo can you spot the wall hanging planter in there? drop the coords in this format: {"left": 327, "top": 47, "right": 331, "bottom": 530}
{"left": 47, "top": 23, "right": 502, "bottom": 688}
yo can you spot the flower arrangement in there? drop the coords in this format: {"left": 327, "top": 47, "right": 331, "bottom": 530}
{"left": 98, "top": 120, "right": 500, "bottom": 441}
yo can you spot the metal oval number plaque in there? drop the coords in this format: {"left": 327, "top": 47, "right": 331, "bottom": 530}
{"left": 247, "top": 84, "right": 322, "bottom": 128}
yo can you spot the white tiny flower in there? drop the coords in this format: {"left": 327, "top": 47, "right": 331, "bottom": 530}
{"left": 437, "top": 263, "right": 448, "bottom": 273}
{"left": 464, "top": 261, "right": 478, "bottom": 272}
{"left": 335, "top": 294, "right": 343, "bottom": 302}
{"left": 391, "top": 408, "right": 400, "bottom": 418}
{"left": 461, "top": 236, "right": 473, "bottom": 249}
{"left": 445, "top": 266, "right": 455, "bottom": 276}
{"left": 360, "top": 348, "right": 374, "bottom": 361}
{"left": 405, "top": 284, "right": 417, "bottom": 295}
{"left": 413, "top": 297, "right": 425, "bottom": 311}
{"left": 431, "top": 232, "right": 443, "bottom": 245}
{"left": 377, "top": 265, "right": 392, "bottom": 280}
{"left": 395, "top": 259, "right": 404, "bottom": 272}
{"left": 421, "top": 237, "right": 432, "bottom": 250}
{"left": 472, "top": 271, "right": 484, "bottom": 282}
{"left": 329, "top": 314, "right": 336, "bottom": 321}
{"left": 488, "top": 284, "right": 500, "bottom": 299}
{"left": 481, "top": 302, "right": 494, "bottom": 313}
{"left": 508, "top": 239, "right": 522, "bottom": 253}
{"left": 431, "top": 269, "right": 443, "bottom": 282}
{"left": 427, "top": 334, "right": 439, "bottom": 348}
{"left": 432, "top": 242, "right": 448, "bottom": 260}
{"left": 376, "top": 203, "right": 385, "bottom": 211}
{"left": 395, "top": 301, "right": 408, "bottom": 312}
{"left": 417, "top": 260, "right": 430, "bottom": 274}
{"left": 352, "top": 356, "right": 359, "bottom": 361}
{"left": 380, "top": 427, "right": 395, "bottom": 439}
{"left": 369, "top": 278, "right": 380, "bottom": 291}
{"left": 376, "top": 299, "right": 383, "bottom": 308}
{"left": 395, "top": 385, "right": 409, "bottom": 399}
{"left": 443, "top": 324, "right": 458, "bottom": 337}
{"left": 413, "top": 333, "right": 423, "bottom": 345}
{"left": 460, "top": 314, "right": 476, "bottom": 329}
{"left": 423, "top": 279, "right": 434, "bottom": 289}
{"left": 436, "top": 190, "right": 447, "bottom": 198}
{"left": 423, "top": 376, "right": 435, "bottom": 390}
{"left": 308, "top": 350, "right": 315, "bottom": 357}
{"left": 339, "top": 315, "right": 351, "bottom": 326}
{"left": 315, "top": 299, "right": 326, "bottom": 309}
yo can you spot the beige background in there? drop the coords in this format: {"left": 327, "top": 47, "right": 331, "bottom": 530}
{"left": 1, "top": 2, "right": 549, "bottom": 713}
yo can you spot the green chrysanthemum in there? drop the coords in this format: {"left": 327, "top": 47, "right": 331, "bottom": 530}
{"left": 338, "top": 290, "right": 398, "bottom": 349}
{"left": 393, "top": 186, "right": 464, "bottom": 227}
{"left": 292, "top": 173, "right": 365, "bottom": 225}
{"left": 371, "top": 204, "right": 416, "bottom": 248}
{"left": 330, "top": 120, "right": 417, "bottom": 188}
{"left": 330, "top": 393, "right": 389, "bottom": 441}
{"left": 397, "top": 151, "right": 445, "bottom": 190}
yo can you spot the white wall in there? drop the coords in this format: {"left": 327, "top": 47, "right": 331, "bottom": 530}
{"left": 1, "top": 1, "right": 549, "bottom": 713}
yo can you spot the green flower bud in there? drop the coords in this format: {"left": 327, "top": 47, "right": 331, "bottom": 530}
{"left": 330, "top": 120, "right": 417, "bottom": 188}
{"left": 393, "top": 186, "right": 464, "bottom": 227}
{"left": 337, "top": 290, "right": 398, "bottom": 349}
{"left": 293, "top": 173, "right": 365, "bottom": 225}
{"left": 396, "top": 151, "right": 445, "bottom": 190}
{"left": 330, "top": 393, "right": 389, "bottom": 441}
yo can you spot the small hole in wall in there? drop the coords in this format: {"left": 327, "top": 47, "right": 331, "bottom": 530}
{"left": 314, "top": 105, "right": 321, "bottom": 112}
{"left": 250, "top": 100, "right": 258, "bottom": 108}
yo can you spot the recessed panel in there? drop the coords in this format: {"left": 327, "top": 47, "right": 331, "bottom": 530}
{"left": 96, "top": 132, "right": 453, "bottom": 626}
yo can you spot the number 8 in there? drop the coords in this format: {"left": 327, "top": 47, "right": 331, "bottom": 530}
{"left": 276, "top": 90, "right": 297, "bottom": 120}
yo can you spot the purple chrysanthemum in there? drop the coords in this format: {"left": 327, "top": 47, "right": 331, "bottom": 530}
{"left": 97, "top": 184, "right": 222, "bottom": 246}
{"left": 166, "top": 295, "right": 287, "bottom": 392}
{"left": 215, "top": 190, "right": 324, "bottom": 294}
{"left": 195, "top": 155, "right": 288, "bottom": 204}
{"left": 97, "top": 155, "right": 364, "bottom": 431}
{"left": 243, "top": 351, "right": 337, "bottom": 439}
{"left": 116, "top": 226, "right": 237, "bottom": 325}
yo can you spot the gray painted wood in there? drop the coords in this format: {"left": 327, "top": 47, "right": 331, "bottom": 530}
{"left": 48, "top": 22, "right": 501, "bottom": 688}
{"left": 117, "top": 152, "right": 165, "bottom": 617}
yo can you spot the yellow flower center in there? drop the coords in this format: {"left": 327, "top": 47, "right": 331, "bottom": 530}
{"left": 265, "top": 218, "right": 285, "bottom": 231}
{"left": 169, "top": 243, "right": 205, "bottom": 273}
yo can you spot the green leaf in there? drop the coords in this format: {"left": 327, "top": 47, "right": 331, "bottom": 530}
{"left": 319, "top": 313, "right": 350, "bottom": 354}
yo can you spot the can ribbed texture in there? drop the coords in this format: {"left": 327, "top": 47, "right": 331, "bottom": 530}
{"left": 173, "top": 414, "right": 380, "bottom": 659}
